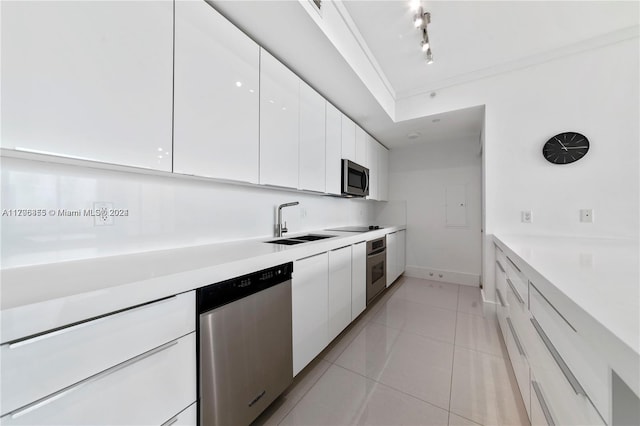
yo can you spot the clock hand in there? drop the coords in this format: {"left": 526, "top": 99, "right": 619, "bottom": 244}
{"left": 554, "top": 137, "right": 568, "bottom": 151}
{"left": 565, "top": 146, "right": 589, "bottom": 149}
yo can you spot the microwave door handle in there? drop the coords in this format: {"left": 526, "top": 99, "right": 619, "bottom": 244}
{"left": 364, "top": 171, "right": 369, "bottom": 193}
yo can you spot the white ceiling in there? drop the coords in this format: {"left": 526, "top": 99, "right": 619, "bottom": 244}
{"left": 343, "top": 1, "right": 639, "bottom": 99}
{"left": 211, "top": 0, "right": 638, "bottom": 149}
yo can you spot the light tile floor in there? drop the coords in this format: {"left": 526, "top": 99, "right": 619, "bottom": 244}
{"left": 253, "top": 276, "right": 529, "bottom": 426}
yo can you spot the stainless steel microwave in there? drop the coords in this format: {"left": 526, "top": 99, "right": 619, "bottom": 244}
{"left": 342, "top": 159, "right": 369, "bottom": 197}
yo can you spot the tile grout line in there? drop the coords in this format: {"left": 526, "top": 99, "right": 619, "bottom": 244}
{"left": 330, "top": 362, "right": 453, "bottom": 415}
{"left": 447, "top": 284, "right": 461, "bottom": 425}
{"left": 274, "top": 360, "right": 333, "bottom": 426}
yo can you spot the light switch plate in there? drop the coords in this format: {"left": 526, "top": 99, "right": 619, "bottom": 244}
{"left": 580, "top": 209, "right": 594, "bottom": 223}
{"left": 521, "top": 210, "right": 532, "bottom": 223}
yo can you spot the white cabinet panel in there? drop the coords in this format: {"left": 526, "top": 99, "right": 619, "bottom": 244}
{"left": 386, "top": 232, "right": 397, "bottom": 287}
{"left": 397, "top": 230, "right": 406, "bottom": 276}
{"left": 173, "top": 0, "right": 259, "bottom": 183}
{"left": 292, "top": 253, "right": 328, "bottom": 376}
{"left": 366, "top": 137, "right": 378, "bottom": 200}
{"left": 351, "top": 242, "right": 367, "bottom": 320}
{"left": 299, "top": 82, "right": 326, "bottom": 192}
{"left": 378, "top": 145, "right": 390, "bottom": 201}
{"left": 167, "top": 402, "right": 197, "bottom": 426}
{"left": 1, "top": 292, "right": 195, "bottom": 416}
{"left": 328, "top": 246, "right": 352, "bottom": 342}
{"left": 260, "top": 49, "right": 299, "bottom": 188}
{"left": 1, "top": 333, "right": 196, "bottom": 426}
{"left": 1, "top": 1, "right": 173, "bottom": 171}
{"left": 355, "top": 126, "right": 367, "bottom": 167}
{"left": 341, "top": 115, "right": 356, "bottom": 162}
{"left": 325, "top": 103, "right": 342, "bottom": 195}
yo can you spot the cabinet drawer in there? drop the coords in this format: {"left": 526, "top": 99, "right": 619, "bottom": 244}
{"left": 494, "top": 261, "right": 509, "bottom": 344}
{"left": 530, "top": 372, "right": 553, "bottom": 426}
{"left": 529, "top": 285, "right": 609, "bottom": 422}
{"left": 504, "top": 317, "right": 531, "bottom": 418}
{"left": 495, "top": 244, "right": 506, "bottom": 272}
{"left": 527, "top": 310, "right": 605, "bottom": 425}
{"left": 504, "top": 255, "right": 528, "bottom": 306}
{"left": 1, "top": 292, "right": 195, "bottom": 415}
{"left": 1, "top": 333, "right": 196, "bottom": 425}
{"left": 163, "top": 402, "right": 197, "bottom": 426}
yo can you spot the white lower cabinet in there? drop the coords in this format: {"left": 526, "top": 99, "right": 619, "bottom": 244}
{"left": 504, "top": 316, "right": 531, "bottom": 417}
{"left": 386, "top": 232, "right": 397, "bottom": 287}
{"left": 328, "top": 246, "right": 352, "bottom": 342}
{"left": 1, "top": 292, "right": 195, "bottom": 421}
{"left": 1, "top": 333, "right": 196, "bottom": 426}
{"left": 495, "top": 241, "right": 609, "bottom": 426}
{"left": 167, "top": 402, "right": 197, "bottom": 426}
{"left": 397, "top": 230, "right": 406, "bottom": 276}
{"left": 351, "top": 242, "right": 367, "bottom": 321}
{"left": 292, "top": 252, "right": 329, "bottom": 376}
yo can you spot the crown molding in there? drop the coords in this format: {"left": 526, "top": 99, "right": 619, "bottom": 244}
{"left": 396, "top": 25, "right": 640, "bottom": 101}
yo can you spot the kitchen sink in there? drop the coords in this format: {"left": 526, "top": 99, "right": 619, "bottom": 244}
{"left": 293, "top": 234, "right": 334, "bottom": 241}
{"left": 266, "top": 234, "right": 335, "bottom": 245}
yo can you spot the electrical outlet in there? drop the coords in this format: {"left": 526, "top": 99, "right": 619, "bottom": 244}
{"left": 521, "top": 210, "right": 532, "bottom": 223}
{"left": 580, "top": 209, "right": 594, "bottom": 223}
{"left": 93, "top": 202, "right": 114, "bottom": 226}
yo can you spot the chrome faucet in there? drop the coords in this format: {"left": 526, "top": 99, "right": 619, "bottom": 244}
{"left": 276, "top": 202, "right": 299, "bottom": 237}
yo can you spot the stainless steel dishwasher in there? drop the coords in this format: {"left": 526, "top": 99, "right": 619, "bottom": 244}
{"left": 197, "top": 262, "right": 293, "bottom": 426}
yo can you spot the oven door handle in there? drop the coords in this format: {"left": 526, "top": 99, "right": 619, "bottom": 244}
{"left": 368, "top": 248, "right": 386, "bottom": 257}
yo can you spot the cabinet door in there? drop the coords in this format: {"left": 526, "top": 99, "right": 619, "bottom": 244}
{"left": 173, "top": 0, "right": 259, "bottom": 183}
{"left": 366, "top": 136, "right": 378, "bottom": 200}
{"left": 260, "top": 49, "right": 299, "bottom": 188}
{"left": 355, "top": 126, "right": 367, "bottom": 167}
{"left": 504, "top": 316, "right": 531, "bottom": 417}
{"left": 292, "top": 253, "right": 328, "bottom": 376}
{"left": 378, "top": 145, "right": 390, "bottom": 201}
{"left": 1, "top": 1, "right": 173, "bottom": 171}
{"left": 299, "top": 82, "right": 326, "bottom": 192}
{"left": 328, "top": 246, "right": 352, "bottom": 342}
{"left": 351, "top": 242, "right": 367, "bottom": 320}
{"left": 397, "top": 230, "right": 406, "bottom": 276}
{"left": 325, "top": 103, "right": 342, "bottom": 195}
{"left": 386, "top": 232, "right": 397, "bottom": 287}
{"left": 341, "top": 115, "right": 356, "bottom": 162}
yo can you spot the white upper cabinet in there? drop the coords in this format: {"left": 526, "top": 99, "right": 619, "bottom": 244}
{"left": 299, "top": 82, "right": 326, "bottom": 192}
{"left": 378, "top": 144, "right": 390, "bottom": 201}
{"left": 341, "top": 115, "right": 356, "bottom": 162}
{"left": 325, "top": 103, "right": 342, "bottom": 195}
{"left": 366, "top": 136, "right": 379, "bottom": 200}
{"left": 355, "top": 126, "right": 367, "bottom": 167}
{"left": 260, "top": 49, "right": 300, "bottom": 188}
{"left": 1, "top": 1, "right": 173, "bottom": 171}
{"left": 173, "top": 0, "right": 259, "bottom": 183}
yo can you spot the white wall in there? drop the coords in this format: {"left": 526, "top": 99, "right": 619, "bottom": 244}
{"left": 0, "top": 157, "right": 374, "bottom": 268}
{"left": 397, "top": 36, "right": 639, "bottom": 298}
{"left": 383, "top": 136, "right": 482, "bottom": 286}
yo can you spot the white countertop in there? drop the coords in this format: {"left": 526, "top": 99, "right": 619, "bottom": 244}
{"left": 1, "top": 226, "right": 405, "bottom": 343}
{"left": 493, "top": 233, "right": 640, "bottom": 396}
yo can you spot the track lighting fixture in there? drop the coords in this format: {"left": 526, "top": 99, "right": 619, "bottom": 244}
{"left": 410, "top": 2, "right": 434, "bottom": 64}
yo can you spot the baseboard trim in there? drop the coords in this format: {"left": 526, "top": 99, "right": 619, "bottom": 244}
{"left": 404, "top": 266, "right": 480, "bottom": 287}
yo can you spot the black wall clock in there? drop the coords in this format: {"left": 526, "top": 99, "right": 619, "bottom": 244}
{"left": 542, "top": 132, "right": 590, "bottom": 165}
